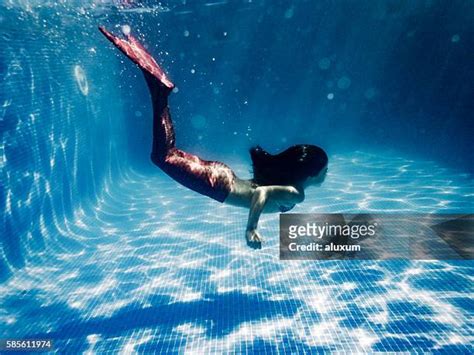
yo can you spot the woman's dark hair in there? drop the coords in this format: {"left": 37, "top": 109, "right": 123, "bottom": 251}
{"left": 250, "top": 144, "right": 328, "bottom": 186}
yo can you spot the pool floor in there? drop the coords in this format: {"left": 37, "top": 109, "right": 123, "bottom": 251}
{"left": 1, "top": 152, "right": 472, "bottom": 353}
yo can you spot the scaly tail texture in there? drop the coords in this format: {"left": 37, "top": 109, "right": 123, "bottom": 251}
{"left": 99, "top": 27, "right": 235, "bottom": 203}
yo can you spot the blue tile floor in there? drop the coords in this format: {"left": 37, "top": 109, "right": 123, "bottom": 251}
{"left": 1, "top": 151, "right": 472, "bottom": 353}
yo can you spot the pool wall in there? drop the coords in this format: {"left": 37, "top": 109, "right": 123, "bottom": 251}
{"left": 1, "top": 6, "right": 128, "bottom": 280}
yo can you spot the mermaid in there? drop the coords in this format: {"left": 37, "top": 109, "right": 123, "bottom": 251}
{"left": 99, "top": 27, "right": 328, "bottom": 249}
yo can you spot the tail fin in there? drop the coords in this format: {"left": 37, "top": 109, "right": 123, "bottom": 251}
{"left": 98, "top": 26, "right": 174, "bottom": 90}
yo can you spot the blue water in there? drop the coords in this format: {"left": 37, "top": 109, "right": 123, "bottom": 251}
{"left": 1, "top": 1, "right": 473, "bottom": 353}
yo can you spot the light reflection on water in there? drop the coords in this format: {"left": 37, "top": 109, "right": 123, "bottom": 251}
{"left": 1, "top": 1, "right": 473, "bottom": 352}
{"left": 0, "top": 151, "right": 472, "bottom": 353}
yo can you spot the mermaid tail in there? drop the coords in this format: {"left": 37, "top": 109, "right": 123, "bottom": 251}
{"left": 99, "top": 26, "right": 235, "bottom": 203}
{"left": 98, "top": 26, "right": 174, "bottom": 90}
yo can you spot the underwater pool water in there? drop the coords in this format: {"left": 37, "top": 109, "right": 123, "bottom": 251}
{"left": 1, "top": 1, "right": 473, "bottom": 353}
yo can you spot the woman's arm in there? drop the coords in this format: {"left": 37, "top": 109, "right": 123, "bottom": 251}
{"left": 245, "top": 185, "right": 304, "bottom": 248}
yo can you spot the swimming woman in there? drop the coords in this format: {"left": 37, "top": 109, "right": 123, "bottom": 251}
{"left": 99, "top": 27, "right": 328, "bottom": 249}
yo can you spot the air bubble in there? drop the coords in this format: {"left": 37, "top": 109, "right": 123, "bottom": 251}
{"left": 327, "top": 93, "right": 334, "bottom": 100}
{"left": 337, "top": 76, "right": 351, "bottom": 90}
{"left": 191, "top": 115, "right": 206, "bottom": 129}
{"left": 121, "top": 25, "right": 131, "bottom": 36}
{"left": 318, "top": 58, "right": 331, "bottom": 70}
{"left": 184, "top": 30, "right": 190, "bottom": 37}
{"left": 284, "top": 6, "right": 294, "bottom": 19}
{"left": 364, "top": 88, "right": 377, "bottom": 100}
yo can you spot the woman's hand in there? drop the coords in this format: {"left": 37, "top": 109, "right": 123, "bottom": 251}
{"left": 246, "top": 228, "right": 263, "bottom": 249}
